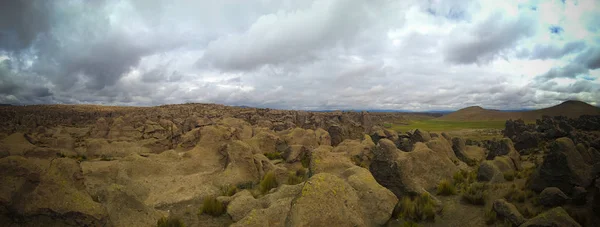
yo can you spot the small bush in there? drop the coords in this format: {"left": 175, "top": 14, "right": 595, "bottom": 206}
{"left": 504, "top": 187, "right": 526, "bottom": 203}
{"left": 69, "top": 154, "right": 87, "bottom": 162}
{"left": 484, "top": 209, "right": 497, "bottom": 225}
{"left": 287, "top": 171, "right": 304, "bottom": 185}
{"left": 395, "top": 193, "right": 436, "bottom": 222}
{"left": 260, "top": 171, "right": 278, "bottom": 194}
{"left": 453, "top": 170, "right": 467, "bottom": 185}
{"left": 402, "top": 221, "right": 420, "bottom": 227}
{"left": 219, "top": 184, "right": 238, "bottom": 196}
{"left": 198, "top": 196, "right": 225, "bottom": 217}
{"left": 517, "top": 205, "right": 539, "bottom": 219}
{"left": 503, "top": 171, "right": 515, "bottom": 181}
{"left": 157, "top": 216, "right": 185, "bottom": 227}
{"left": 465, "top": 158, "right": 478, "bottom": 167}
{"left": 436, "top": 180, "right": 456, "bottom": 196}
{"left": 236, "top": 181, "right": 254, "bottom": 190}
{"left": 264, "top": 152, "right": 282, "bottom": 160}
{"left": 100, "top": 155, "right": 114, "bottom": 161}
{"left": 300, "top": 153, "right": 310, "bottom": 168}
{"left": 462, "top": 182, "right": 487, "bottom": 205}
{"left": 56, "top": 153, "right": 66, "bottom": 158}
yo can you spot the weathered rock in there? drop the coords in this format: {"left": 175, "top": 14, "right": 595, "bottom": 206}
{"left": 221, "top": 117, "right": 253, "bottom": 140}
{"left": 219, "top": 140, "right": 261, "bottom": 185}
{"left": 478, "top": 160, "right": 504, "bottom": 183}
{"left": 426, "top": 137, "right": 459, "bottom": 161}
{"left": 452, "top": 137, "right": 485, "bottom": 165}
{"left": 332, "top": 136, "right": 376, "bottom": 167}
{"left": 328, "top": 125, "right": 346, "bottom": 146}
{"left": 283, "top": 145, "right": 309, "bottom": 163}
{"left": 493, "top": 199, "right": 526, "bottom": 226}
{"left": 310, "top": 145, "right": 354, "bottom": 176}
{"left": 409, "top": 129, "right": 431, "bottom": 143}
{"left": 245, "top": 131, "right": 285, "bottom": 155}
{"left": 90, "top": 117, "right": 110, "bottom": 138}
{"left": 341, "top": 167, "right": 398, "bottom": 226}
{"left": 486, "top": 138, "right": 522, "bottom": 170}
{"left": 287, "top": 173, "right": 366, "bottom": 226}
{"left": 227, "top": 190, "right": 261, "bottom": 222}
{"left": 231, "top": 184, "right": 303, "bottom": 227}
{"left": 571, "top": 186, "right": 587, "bottom": 206}
{"left": 315, "top": 128, "right": 331, "bottom": 146}
{"left": 370, "top": 139, "right": 457, "bottom": 197}
{"left": 282, "top": 128, "right": 319, "bottom": 148}
{"left": 179, "top": 127, "right": 201, "bottom": 149}
{"left": 539, "top": 187, "right": 569, "bottom": 207}
{"left": 528, "top": 138, "right": 592, "bottom": 194}
{"left": 520, "top": 207, "right": 581, "bottom": 227}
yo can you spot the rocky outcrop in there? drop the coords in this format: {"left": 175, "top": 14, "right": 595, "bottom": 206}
{"left": 493, "top": 199, "right": 526, "bottom": 226}
{"left": 485, "top": 138, "right": 522, "bottom": 170}
{"left": 539, "top": 187, "right": 569, "bottom": 207}
{"left": 370, "top": 139, "right": 458, "bottom": 197}
{"left": 528, "top": 138, "right": 592, "bottom": 194}
{"left": 520, "top": 207, "right": 581, "bottom": 227}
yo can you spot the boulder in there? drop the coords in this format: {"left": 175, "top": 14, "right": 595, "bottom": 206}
{"left": 332, "top": 136, "right": 375, "bottom": 167}
{"left": 452, "top": 137, "right": 485, "bottom": 165}
{"left": 310, "top": 145, "right": 354, "bottom": 176}
{"left": 539, "top": 187, "right": 569, "bottom": 207}
{"left": 328, "top": 125, "right": 346, "bottom": 146}
{"left": 231, "top": 184, "right": 303, "bottom": 227}
{"left": 528, "top": 138, "right": 592, "bottom": 194}
{"left": 221, "top": 117, "right": 253, "bottom": 140}
{"left": 287, "top": 173, "right": 366, "bottom": 226}
{"left": 178, "top": 128, "right": 201, "bottom": 149}
{"left": 571, "top": 186, "right": 587, "bottom": 206}
{"left": 282, "top": 128, "right": 319, "bottom": 148}
{"left": 0, "top": 157, "right": 108, "bottom": 226}
{"left": 315, "top": 128, "right": 331, "bottom": 146}
{"left": 426, "top": 137, "right": 459, "bottom": 161}
{"left": 477, "top": 161, "right": 504, "bottom": 183}
{"left": 493, "top": 199, "right": 526, "bottom": 226}
{"left": 485, "top": 138, "right": 522, "bottom": 170}
{"left": 90, "top": 117, "right": 110, "bottom": 138}
{"left": 409, "top": 129, "right": 431, "bottom": 143}
{"left": 370, "top": 139, "right": 458, "bottom": 197}
{"left": 341, "top": 167, "right": 398, "bottom": 226}
{"left": 219, "top": 140, "right": 262, "bottom": 185}
{"left": 520, "top": 207, "right": 581, "bottom": 227}
{"left": 283, "top": 145, "right": 310, "bottom": 163}
{"left": 245, "top": 131, "right": 285, "bottom": 155}
{"left": 227, "top": 190, "right": 261, "bottom": 222}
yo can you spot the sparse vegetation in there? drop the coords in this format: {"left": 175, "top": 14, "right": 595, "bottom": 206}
{"left": 198, "top": 196, "right": 225, "bottom": 217}
{"left": 395, "top": 193, "right": 436, "bottom": 222}
{"left": 436, "top": 179, "right": 456, "bottom": 196}
{"left": 260, "top": 171, "right": 278, "bottom": 194}
{"left": 462, "top": 182, "right": 488, "bottom": 205}
{"left": 300, "top": 153, "right": 310, "bottom": 168}
{"left": 287, "top": 168, "right": 307, "bottom": 185}
{"left": 69, "top": 154, "right": 87, "bottom": 162}
{"left": 264, "top": 151, "right": 282, "bottom": 160}
{"left": 503, "top": 171, "right": 515, "bottom": 181}
{"left": 219, "top": 184, "right": 238, "bottom": 196}
{"left": 100, "top": 154, "right": 114, "bottom": 161}
{"left": 484, "top": 208, "right": 497, "bottom": 225}
{"left": 157, "top": 216, "right": 185, "bottom": 227}
{"left": 56, "top": 152, "right": 66, "bottom": 158}
{"left": 236, "top": 181, "right": 254, "bottom": 190}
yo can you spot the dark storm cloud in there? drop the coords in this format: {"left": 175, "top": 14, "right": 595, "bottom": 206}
{"left": 575, "top": 47, "right": 600, "bottom": 70}
{"left": 444, "top": 13, "right": 535, "bottom": 64}
{"left": 0, "top": 0, "right": 51, "bottom": 50}
{"left": 538, "top": 80, "right": 599, "bottom": 94}
{"left": 537, "top": 47, "right": 600, "bottom": 81}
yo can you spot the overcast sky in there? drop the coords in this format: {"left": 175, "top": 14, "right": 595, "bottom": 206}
{"left": 0, "top": 0, "right": 599, "bottom": 111}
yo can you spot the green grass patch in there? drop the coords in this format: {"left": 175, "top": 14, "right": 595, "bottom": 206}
{"left": 462, "top": 182, "right": 488, "bottom": 205}
{"left": 391, "top": 120, "right": 506, "bottom": 133}
{"left": 287, "top": 168, "right": 307, "bottom": 185}
{"left": 394, "top": 193, "right": 436, "bottom": 222}
{"left": 264, "top": 152, "right": 282, "bottom": 160}
{"left": 503, "top": 171, "right": 515, "bottom": 181}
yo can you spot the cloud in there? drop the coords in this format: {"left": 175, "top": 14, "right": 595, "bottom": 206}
{"left": 0, "top": 0, "right": 52, "bottom": 50}
{"left": 520, "top": 41, "right": 586, "bottom": 60}
{"left": 443, "top": 13, "right": 535, "bottom": 64}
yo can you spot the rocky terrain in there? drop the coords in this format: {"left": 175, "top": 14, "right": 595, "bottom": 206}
{"left": 0, "top": 103, "right": 598, "bottom": 227}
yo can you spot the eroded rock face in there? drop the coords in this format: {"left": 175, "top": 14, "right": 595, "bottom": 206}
{"left": 528, "top": 138, "right": 592, "bottom": 194}
{"left": 370, "top": 139, "right": 458, "bottom": 197}
{"left": 492, "top": 199, "right": 526, "bottom": 226}
{"left": 520, "top": 207, "right": 581, "bottom": 227}
{"left": 539, "top": 187, "right": 569, "bottom": 207}
{"left": 485, "top": 138, "right": 522, "bottom": 170}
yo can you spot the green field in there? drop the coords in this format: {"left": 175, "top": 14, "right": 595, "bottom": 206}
{"left": 390, "top": 120, "right": 506, "bottom": 133}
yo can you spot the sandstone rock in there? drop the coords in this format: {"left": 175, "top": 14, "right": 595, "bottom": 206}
{"left": 539, "top": 187, "right": 569, "bottom": 207}
{"left": 486, "top": 138, "right": 522, "bottom": 170}
{"left": 245, "top": 131, "right": 285, "bottom": 154}
{"left": 478, "top": 160, "right": 504, "bottom": 183}
{"left": 179, "top": 128, "right": 201, "bottom": 149}
{"left": 283, "top": 145, "right": 309, "bottom": 163}
{"left": 231, "top": 184, "right": 303, "bottom": 227}
{"left": 315, "top": 128, "right": 331, "bottom": 146}
{"left": 452, "top": 137, "right": 485, "bottom": 165}
{"left": 332, "top": 136, "right": 375, "bottom": 167}
{"left": 426, "top": 137, "right": 459, "bottom": 161}
{"left": 221, "top": 117, "right": 253, "bottom": 140}
{"left": 341, "top": 166, "right": 398, "bottom": 226}
{"left": 370, "top": 139, "right": 457, "bottom": 197}
{"left": 409, "top": 129, "right": 431, "bottom": 143}
{"left": 528, "top": 138, "right": 592, "bottom": 194}
{"left": 0, "top": 133, "right": 36, "bottom": 156}
{"left": 328, "top": 125, "right": 346, "bottom": 146}
{"left": 219, "top": 140, "right": 261, "bottom": 185}
{"left": 520, "top": 207, "right": 581, "bottom": 227}
{"left": 227, "top": 190, "right": 261, "bottom": 222}
{"left": 287, "top": 173, "right": 366, "bottom": 226}
{"left": 310, "top": 145, "right": 354, "bottom": 176}
{"left": 90, "top": 117, "right": 110, "bottom": 138}
{"left": 282, "top": 128, "right": 319, "bottom": 148}
{"left": 493, "top": 199, "right": 526, "bottom": 226}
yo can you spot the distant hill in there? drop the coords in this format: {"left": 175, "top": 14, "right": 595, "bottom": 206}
{"left": 436, "top": 100, "right": 600, "bottom": 121}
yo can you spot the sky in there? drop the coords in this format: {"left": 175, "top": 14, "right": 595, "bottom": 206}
{"left": 0, "top": 0, "right": 599, "bottom": 111}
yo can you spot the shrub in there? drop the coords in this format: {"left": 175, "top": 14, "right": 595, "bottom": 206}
{"left": 198, "top": 196, "right": 225, "bottom": 217}
{"left": 157, "top": 216, "right": 185, "bottom": 227}
{"left": 100, "top": 155, "right": 114, "bottom": 161}
{"left": 453, "top": 170, "right": 467, "bottom": 185}
{"left": 462, "top": 182, "right": 487, "bottom": 205}
{"left": 236, "top": 181, "right": 254, "bottom": 190}
{"left": 484, "top": 209, "right": 497, "bottom": 225}
{"left": 504, "top": 187, "right": 526, "bottom": 203}
{"left": 56, "top": 152, "right": 66, "bottom": 158}
{"left": 436, "top": 180, "right": 456, "bottom": 196}
{"left": 260, "top": 171, "right": 278, "bottom": 194}
{"left": 402, "top": 221, "right": 420, "bottom": 227}
{"left": 287, "top": 171, "right": 304, "bottom": 185}
{"left": 69, "top": 154, "right": 87, "bottom": 162}
{"left": 300, "top": 153, "right": 310, "bottom": 168}
{"left": 395, "top": 193, "right": 436, "bottom": 222}
{"left": 264, "top": 152, "right": 282, "bottom": 160}
{"left": 503, "top": 171, "right": 515, "bottom": 181}
{"left": 219, "top": 184, "right": 237, "bottom": 196}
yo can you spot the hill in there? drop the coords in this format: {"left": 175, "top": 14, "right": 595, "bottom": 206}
{"left": 437, "top": 100, "right": 600, "bottom": 121}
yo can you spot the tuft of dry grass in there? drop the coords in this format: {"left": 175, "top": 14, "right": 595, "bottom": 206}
{"left": 436, "top": 180, "right": 456, "bottom": 196}
{"left": 198, "top": 196, "right": 225, "bottom": 217}
{"left": 157, "top": 216, "right": 185, "bottom": 227}
{"left": 260, "top": 171, "right": 278, "bottom": 194}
